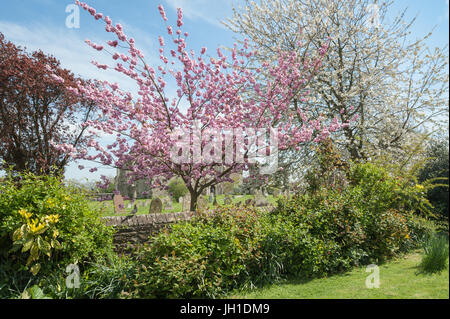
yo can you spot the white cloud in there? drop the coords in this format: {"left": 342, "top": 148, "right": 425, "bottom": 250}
{"left": 164, "top": 0, "right": 235, "bottom": 29}
{"left": 0, "top": 20, "right": 159, "bottom": 94}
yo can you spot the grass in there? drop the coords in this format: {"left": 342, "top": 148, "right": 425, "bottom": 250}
{"left": 228, "top": 251, "right": 449, "bottom": 299}
{"left": 89, "top": 194, "right": 281, "bottom": 217}
{"left": 419, "top": 234, "right": 449, "bottom": 274}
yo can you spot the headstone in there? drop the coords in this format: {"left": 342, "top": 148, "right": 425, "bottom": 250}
{"left": 224, "top": 196, "right": 232, "bottom": 205}
{"left": 244, "top": 198, "right": 255, "bottom": 206}
{"left": 149, "top": 197, "right": 163, "bottom": 214}
{"left": 256, "top": 196, "right": 269, "bottom": 207}
{"left": 197, "top": 196, "right": 209, "bottom": 211}
{"left": 162, "top": 197, "right": 173, "bottom": 210}
{"left": 255, "top": 191, "right": 268, "bottom": 207}
{"left": 182, "top": 194, "right": 191, "bottom": 211}
{"left": 113, "top": 194, "right": 125, "bottom": 213}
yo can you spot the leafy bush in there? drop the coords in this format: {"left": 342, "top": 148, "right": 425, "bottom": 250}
{"left": 129, "top": 207, "right": 265, "bottom": 298}
{"left": 167, "top": 178, "right": 188, "bottom": 202}
{"left": 418, "top": 138, "right": 449, "bottom": 223}
{"left": 0, "top": 171, "right": 115, "bottom": 294}
{"left": 348, "top": 162, "right": 431, "bottom": 215}
{"left": 419, "top": 234, "right": 449, "bottom": 274}
{"left": 275, "top": 162, "right": 435, "bottom": 262}
{"left": 124, "top": 162, "right": 435, "bottom": 298}
{"left": 130, "top": 206, "right": 325, "bottom": 298}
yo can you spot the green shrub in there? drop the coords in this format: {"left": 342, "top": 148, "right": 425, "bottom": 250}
{"left": 274, "top": 162, "right": 434, "bottom": 262}
{"left": 348, "top": 162, "right": 433, "bottom": 216}
{"left": 406, "top": 214, "right": 436, "bottom": 245}
{"left": 130, "top": 206, "right": 360, "bottom": 298}
{"left": 0, "top": 171, "right": 115, "bottom": 294}
{"left": 130, "top": 207, "right": 265, "bottom": 298}
{"left": 419, "top": 234, "right": 449, "bottom": 274}
{"left": 418, "top": 138, "right": 449, "bottom": 221}
{"left": 167, "top": 178, "right": 188, "bottom": 202}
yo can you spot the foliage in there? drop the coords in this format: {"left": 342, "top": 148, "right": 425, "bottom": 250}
{"left": 40, "top": 252, "right": 136, "bottom": 299}
{"left": 129, "top": 165, "right": 432, "bottom": 299}
{"left": 129, "top": 206, "right": 334, "bottom": 298}
{"left": 419, "top": 234, "right": 449, "bottom": 274}
{"left": 0, "top": 170, "right": 114, "bottom": 291}
{"left": 348, "top": 162, "right": 434, "bottom": 218}
{"left": 276, "top": 161, "right": 436, "bottom": 263}
{"left": 167, "top": 178, "right": 188, "bottom": 203}
{"left": 129, "top": 207, "right": 267, "bottom": 298}
{"left": 20, "top": 285, "right": 52, "bottom": 299}
{"left": 418, "top": 138, "right": 449, "bottom": 222}
{"left": 0, "top": 32, "right": 95, "bottom": 175}
{"left": 305, "top": 138, "right": 350, "bottom": 193}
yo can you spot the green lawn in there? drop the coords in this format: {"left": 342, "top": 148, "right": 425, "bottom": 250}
{"left": 89, "top": 194, "right": 281, "bottom": 217}
{"left": 228, "top": 252, "right": 449, "bottom": 299}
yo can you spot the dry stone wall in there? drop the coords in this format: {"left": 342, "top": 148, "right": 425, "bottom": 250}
{"left": 103, "top": 211, "right": 195, "bottom": 251}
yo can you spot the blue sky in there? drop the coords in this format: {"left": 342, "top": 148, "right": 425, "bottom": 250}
{"left": 0, "top": 0, "right": 448, "bottom": 182}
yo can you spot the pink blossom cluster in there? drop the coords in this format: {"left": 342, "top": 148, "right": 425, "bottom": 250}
{"left": 60, "top": 2, "right": 349, "bottom": 198}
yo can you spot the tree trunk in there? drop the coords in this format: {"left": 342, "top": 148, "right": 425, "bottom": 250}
{"left": 189, "top": 189, "right": 198, "bottom": 212}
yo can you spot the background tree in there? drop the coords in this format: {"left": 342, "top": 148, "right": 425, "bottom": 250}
{"left": 168, "top": 178, "right": 189, "bottom": 203}
{"left": 419, "top": 136, "right": 449, "bottom": 221}
{"left": 226, "top": 0, "right": 449, "bottom": 165}
{"left": 0, "top": 32, "right": 95, "bottom": 175}
{"left": 63, "top": 2, "right": 344, "bottom": 211}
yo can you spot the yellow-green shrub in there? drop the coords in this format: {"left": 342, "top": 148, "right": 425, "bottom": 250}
{"left": 0, "top": 171, "right": 114, "bottom": 281}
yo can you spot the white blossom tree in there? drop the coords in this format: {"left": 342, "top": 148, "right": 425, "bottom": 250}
{"left": 225, "top": 0, "right": 449, "bottom": 163}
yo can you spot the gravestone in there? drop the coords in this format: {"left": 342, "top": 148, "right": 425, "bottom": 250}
{"left": 164, "top": 198, "right": 173, "bottom": 210}
{"left": 224, "top": 196, "right": 232, "bottom": 205}
{"left": 255, "top": 191, "right": 269, "bottom": 207}
{"left": 182, "top": 195, "right": 191, "bottom": 211}
{"left": 149, "top": 197, "right": 163, "bottom": 214}
{"left": 197, "top": 196, "right": 209, "bottom": 211}
{"left": 256, "top": 196, "right": 269, "bottom": 207}
{"left": 244, "top": 198, "right": 255, "bottom": 206}
{"left": 113, "top": 194, "right": 125, "bottom": 213}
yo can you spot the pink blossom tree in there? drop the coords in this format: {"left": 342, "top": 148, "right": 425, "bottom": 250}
{"left": 60, "top": 1, "right": 348, "bottom": 211}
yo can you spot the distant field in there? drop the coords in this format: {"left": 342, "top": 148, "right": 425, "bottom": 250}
{"left": 89, "top": 194, "right": 282, "bottom": 217}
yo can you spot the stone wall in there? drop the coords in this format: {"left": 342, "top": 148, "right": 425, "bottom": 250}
{"left": 103, "top": 211, "right": 194, "bottom": 251}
